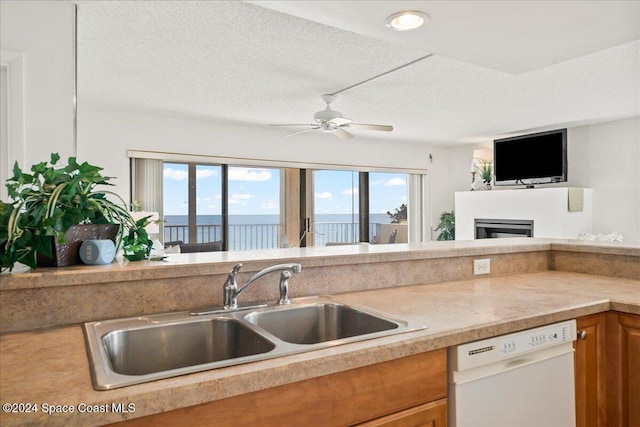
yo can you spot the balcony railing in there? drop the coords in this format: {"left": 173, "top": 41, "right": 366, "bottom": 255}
{"left": 164, "top": 222, "right": 384, "bottom": 251}
{"left": 228, "top": 223, "right": 280, "bottom": 250}
{"left": 164, "top": 223, "right": 279, "bottom": 250}
{"left": 311, "top": 222, "right": 377, "bottom": 246}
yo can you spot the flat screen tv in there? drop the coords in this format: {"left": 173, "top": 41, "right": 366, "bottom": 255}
{"left": 493, "top": 128, "right": 567, "bottom": 187}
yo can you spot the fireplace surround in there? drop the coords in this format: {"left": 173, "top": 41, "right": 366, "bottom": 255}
{"left": 475, "top": 219, "right": 534, "bottom": 239}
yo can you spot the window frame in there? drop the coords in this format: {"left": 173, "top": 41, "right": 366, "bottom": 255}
{"left": 132, "top": 150, "right": 428, "bottom": 250}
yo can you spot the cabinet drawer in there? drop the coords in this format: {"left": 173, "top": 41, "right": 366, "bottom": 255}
{"left": 356, "top": 398, "right": 447, "bottom": 427}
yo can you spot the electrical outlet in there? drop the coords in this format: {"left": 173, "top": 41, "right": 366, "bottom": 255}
{"left": 474, "top": 258, "right": 491, "bottom": 275}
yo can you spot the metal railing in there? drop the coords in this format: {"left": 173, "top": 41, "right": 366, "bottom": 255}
{"left": 311, "top": 222, "right": 377, "bottom": 246}
{"left": 164, "top": 222, "right": 382, "bottom": 250}
{"left": 164, "top": 224, "right": 222, "bottom": 244}
{"left": 227, "top": 223, "right": 280, "bottom": 251}
{"left": 164, "top": 223, "right": 280, "bottom": 250}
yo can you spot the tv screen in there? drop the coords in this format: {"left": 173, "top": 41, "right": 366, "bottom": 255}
{"left": 493, "top": 129, "right": 567, "bottom": 186}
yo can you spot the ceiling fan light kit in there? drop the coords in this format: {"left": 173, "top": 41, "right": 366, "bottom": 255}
{"left": 313, "top": 94, "right": 343, "bottom": 123}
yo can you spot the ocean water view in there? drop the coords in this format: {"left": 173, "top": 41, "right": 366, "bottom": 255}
{"left": 163, "top": 213, "right": 392, "bottom": 249}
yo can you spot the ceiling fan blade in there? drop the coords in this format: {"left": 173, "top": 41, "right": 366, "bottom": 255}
{"left": 281, "top": 128, "right": 319, "bottom": 137}
{"left": 327, "top": 117, "right": 352, "bottom": 126}
{"left": 269, "top": 124, "right": 316, "bottom": 127}
{"left": 348, "top": 123, "right": 394, "bottom": 132}
{"left": 333, "top": 127, "right": 354, "bottom": 140}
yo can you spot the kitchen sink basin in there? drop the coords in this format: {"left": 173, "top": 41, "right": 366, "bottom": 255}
{"left": 85, "top": 314, "right": 278, "bottom": 390}
{"left": 84, "top": 296, "right": 419, "bottom": 390}
{"left": 244, "top": 303, "right": 399, "bottom": 344}
{"left": 103, "top": 318, "right": 275, "bottom": 375}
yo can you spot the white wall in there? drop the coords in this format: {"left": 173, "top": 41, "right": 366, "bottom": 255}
{"left": 450, "top": 117, "right": 640, "bottom": 244}
{"left": 426, "top": 145, "right": 474, "bottom": 239}
{"left": 455, "top": 188, "right": 593, "bottom": 240}
{"left": 77, "top": 104, "right": 439, "bottom": 207}
{"left": 0, "top": 67, "right": 7, "bottom": 200}
{"left": 0, "top": 1, "right": 75, "bottom": 167}
{"left": 566, "top": 117, "right": 640, "bottom": 244}
{"left": 4, "top": 1, "right": 637, "bottom": 245}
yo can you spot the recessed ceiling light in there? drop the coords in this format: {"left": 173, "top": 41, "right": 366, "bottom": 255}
{"left": 385, "top": 10, "right": 429, "bottom": 31}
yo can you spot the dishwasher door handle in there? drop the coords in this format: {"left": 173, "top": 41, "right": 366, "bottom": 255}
{"left": 504, "top": 356, "right": 533, "bottom": 369}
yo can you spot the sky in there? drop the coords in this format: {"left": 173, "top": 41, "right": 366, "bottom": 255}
{"left": 162, "top": 163, "right": 407, "bottom": 217}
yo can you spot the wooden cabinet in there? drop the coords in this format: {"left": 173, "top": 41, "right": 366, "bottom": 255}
{"left": 112, "top": 349, "right": 447, "bottom": 427}
{"left": 606, "top": 311, "right": 640, "bottom": 427}
{"left": 109, "top": 310, "right": 637, "bottom": 427}
{"left": 574, "top": 313, "right": 607, "bottom": 427}
{"left": 575, "top": 311, "right": 640, "bottom": 427}
{"left": 356, "top": 398, "right": 447, "bottom": 427}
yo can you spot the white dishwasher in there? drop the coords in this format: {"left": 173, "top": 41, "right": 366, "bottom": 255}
{"left": 448, "top": 319, "right": 577, "bottom": 427}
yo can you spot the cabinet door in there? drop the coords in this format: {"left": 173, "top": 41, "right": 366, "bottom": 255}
{"left": 356, "top": 399, "right": 447, "bottom": 427}
{"left": 574, "top": 313, "right": 607, "bottom": 427}
{"left": 607, "top": 312, "right": 640, "bottom": 427}
{"left": 111, "top": 349, "right": 447, "bottom": 427}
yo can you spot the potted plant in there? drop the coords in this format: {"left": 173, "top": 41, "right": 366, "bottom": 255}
{"left": 122, "top": 215, "right": 153, "bottom": 261}
{"left": 0, "top": 153, "right": 152, "bottom": 272}
{"left": 474, "top": 159, "right": 493, "bottom": 188}
{"left": 435, "top": 210, "right": 455, "bottom": 241}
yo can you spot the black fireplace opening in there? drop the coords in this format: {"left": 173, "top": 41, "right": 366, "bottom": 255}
{"left": 475, "top": 219, "right": 534, "bottom": 239}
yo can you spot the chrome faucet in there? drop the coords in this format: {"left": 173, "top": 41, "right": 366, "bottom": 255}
{"left": 223, "top": 263, "right": 302, "bottom": 309}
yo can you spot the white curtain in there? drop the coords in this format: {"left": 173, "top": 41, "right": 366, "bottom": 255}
{"left": 131, "top": 158, "right": 163, "bottom": 239}
{"left": 408, "top": 173, "right": 429, "bottom": 243}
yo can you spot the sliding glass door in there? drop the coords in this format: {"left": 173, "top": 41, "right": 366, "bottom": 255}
{"left": 195, "top": 164, "right": 223, "bottom": 244}
{"left": 311, "top": 170, "right": 408, "bottom": 246}
{"left": 162, "top": 163, "right": 190, "bottom": 243}
{"left": 227, "top": 166, "right": 281, "bottom": 250}
{"left": 312, "top": 170, "right": 360, "bottom": 246}
{"left": 162, "top": 161, "right": 410, "bottom": 251}
{"left": 369, "top": 172, "right": 408, "bottom": 244}
{"left": 163, "top": 162, "right": 281, "bottom": 250}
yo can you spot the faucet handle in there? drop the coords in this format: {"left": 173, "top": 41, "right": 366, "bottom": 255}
{"left": 225, "top": 263, "right": 242, "bottom": 287}
{"left": 223, "top": 263, "right": 243, "bottom": 309}
{"left": 278, "top": 270, "right": 292, "bottom": 305}
{"left": 231, "top": 263, "right": 243, "bottom": 275}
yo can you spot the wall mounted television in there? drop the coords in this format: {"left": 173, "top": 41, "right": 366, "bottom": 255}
{"left": 493, "top": 128, "right": 567, "bottom": 187}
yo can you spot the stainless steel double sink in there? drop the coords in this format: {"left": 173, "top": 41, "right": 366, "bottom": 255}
{"left": 84, "top": 296, "right": 418, "bottom": 390}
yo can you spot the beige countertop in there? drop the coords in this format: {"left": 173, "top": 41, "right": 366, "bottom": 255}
{"left": 1, "top": 270, "right": 638, "bottom": 426}
{"left": 3, "top": 238, "right": 638, "bottom": 290}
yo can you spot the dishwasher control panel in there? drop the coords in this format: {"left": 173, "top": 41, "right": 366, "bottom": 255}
{"left": 450, "top": 319, "right": 576, "bottom": 371}
{"left": 499, "top": 321, "right": 572, "bottom": 356}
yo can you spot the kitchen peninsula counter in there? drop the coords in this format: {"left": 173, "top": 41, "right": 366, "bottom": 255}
{"left": 2, "top": 238, "right": 637, "bottom": 291}
{"left": 0, "top": 240, "right": 638, "bottom": 425}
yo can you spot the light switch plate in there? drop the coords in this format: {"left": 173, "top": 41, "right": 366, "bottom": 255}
{"left": 474, "top": 258, "right": 491, "bottom": 275}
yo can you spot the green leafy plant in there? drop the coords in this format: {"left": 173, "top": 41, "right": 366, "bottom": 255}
{"left": 1, "top": 153, "right": 151, "bottom": 271}
{"left": 474, "top": 159, "right": 493, "bottom": 184}
{"left": 435, "top": 210, "right": 455, "bottom": 241}
{"left": 131, "top": 200, "right": 143, "bottom": 212}
{"left": 122, "top": 215, "right": 153, "bottom": 261}
{"left": 386, "top": 203, "right": 407, "bottom": 224}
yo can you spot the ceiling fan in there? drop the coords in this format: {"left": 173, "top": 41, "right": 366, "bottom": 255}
{"left": 270, "top": 94, "right": 393, "bottom": 140}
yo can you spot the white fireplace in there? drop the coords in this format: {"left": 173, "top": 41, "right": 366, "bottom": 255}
{"left": 455, "top": 187, "right": 592, "bottom": 240}
{"left": 475, "top": 219, "right": 534, "bottom": 239}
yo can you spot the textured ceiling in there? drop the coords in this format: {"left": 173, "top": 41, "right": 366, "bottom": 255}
{"left": 76, "top": 1, "right": 640, "bottom": 146}
{"left": 253, "top": 0, "right": 640, "bottom": 74}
